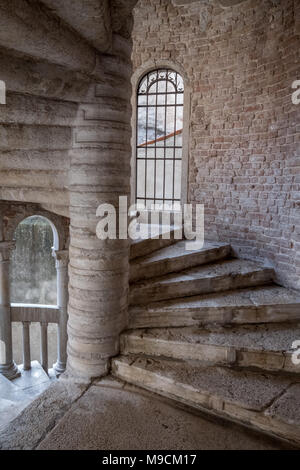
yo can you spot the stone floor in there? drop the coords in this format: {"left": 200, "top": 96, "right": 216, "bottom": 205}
{"left": 0, "top": 362, "right": 55, "bottom": 432}
{"left": 1, "top": 375, "right": 296, "bottom": 450}
{"left": 35, "top": 378, "right": 288, "bottom": 450}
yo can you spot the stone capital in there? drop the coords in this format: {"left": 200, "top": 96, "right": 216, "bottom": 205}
{"left": 0, "top": 241, "right": 16, "bottom": 262}
{"left": 52, "top": 249, "right": 69, "bottom": 268}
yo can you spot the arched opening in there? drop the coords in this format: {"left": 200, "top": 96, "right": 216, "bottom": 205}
{"left": 135, "top": 68, "right": 185, "bottom": 211}
{"left": 10, "top": 215, "right": 59, "bottom": 368}
{"left": 10, "top": 215, "right": 57, "bottom": 306}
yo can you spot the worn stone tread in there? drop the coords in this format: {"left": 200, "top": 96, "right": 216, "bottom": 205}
{"left": 112, "top": 356, "right": 291, "bottom": 411}
{"left": 121, "top": 324, "right": 300, "bottom": 373}
{"left": 36, "top": 381, "right": 283, "bottom": 450}
{"left": 265, "top": 384, "right": 300, "bottom": 425}
{"left": 0, "top": 372, "right": 35, "bottom": 403}
{"left": 12, "top": 361, "right": 51, "bottom": 391}
{"left": 130, "top": 259, "right": 274, "bottom": 305}
{"left": 130, "top": 225, "right": 179, "bottom": 260}
{"left": 136, "top": 324, "right": 300, "bottom": 352}
{"left": 0, "top": 378, "right": 89, "bottom": 450}
{"left": 130, "top": 240, "right": 231, "bottom": 281}
{"left": 0, "top": 362, "right": 56, "bottom": 431}
{"left": 112, "top": 356, "right": 300, "bottom": 446}
{"left": 0, "top": 372, "right": 19, "bottom": 397}
{"left": 129, "top": 285, "right": 300, "bottom": 328}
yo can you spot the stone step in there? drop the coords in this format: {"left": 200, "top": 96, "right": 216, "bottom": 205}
{"left": 1, "top": 362, "right": 52, "bottom": 401}
{"left": 130, "top": 241, "right": 231, "bottom": 282}
{"left": 129, "top": 259, "right": 274, "bottom": 305}
{"left": 0, "top": 372, "right": 20, "bottom": 400}
{"left": 0, "top": 386, "right": 40, "bottom": 431}
{"left": 129, "top": 285, "right": 300, "bottom": 328}
{"left": 130, "top": 224, "right": 181, "bottom": 260}
{"left": 0, "top": 375, "right": 32, "bottom": 416}
{"left": 112, "top": 356, "right": 300, "bottom": 446}
{"left": 121, "top": 324, "right": 300, "bottom": 374}
{"left": 12, "top": 361, "right": 52, "bottom": 392}
{"left": 0, "top": 397, "right": 32, "bottom": 433}
{"left": 0, "top": 361, "right": 53, "bottom": 431}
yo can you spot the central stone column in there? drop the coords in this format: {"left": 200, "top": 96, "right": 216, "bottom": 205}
{"left": 67, "top": 38, "right": 133, "bottom": 379}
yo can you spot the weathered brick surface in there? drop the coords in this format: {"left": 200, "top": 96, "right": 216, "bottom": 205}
{"left": 132, "top": 0, "right": 300, "bottom": 289}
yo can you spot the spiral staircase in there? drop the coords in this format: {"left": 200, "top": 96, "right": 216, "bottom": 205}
{"left": 112, "top": 230, "right": 300, "bottom": 447}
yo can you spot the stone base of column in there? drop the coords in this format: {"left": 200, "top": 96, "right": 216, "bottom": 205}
{"left": 0, "top": 361, "right": 20, "bottom": 380}
{"left": 67, "top": 354, "right": 109, "bottom": 381}
{"left": 53, "top": 361, "right": 66, "bottom": 377}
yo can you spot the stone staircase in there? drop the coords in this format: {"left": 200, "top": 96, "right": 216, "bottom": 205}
{"left": 0, "top": 361, "right": 54, "bottom": 431}
{"left": 112, "top": 234, "right": 300, "bottom": 447}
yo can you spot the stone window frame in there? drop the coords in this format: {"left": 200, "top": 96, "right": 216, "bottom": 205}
{"left": 131, "top": 60, "right": 191, "bottom": 210}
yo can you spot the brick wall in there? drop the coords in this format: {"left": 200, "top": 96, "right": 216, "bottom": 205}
{"left": 132, "top": 0, "right": 300, "bottom": 289}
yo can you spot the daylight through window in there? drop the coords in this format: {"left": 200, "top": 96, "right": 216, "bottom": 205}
{"left": 136, "top": 68, "right": 184, "bottom": 210}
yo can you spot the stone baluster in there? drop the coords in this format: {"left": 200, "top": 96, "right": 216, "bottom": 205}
{"left": 52, "top": 249, "right": 69, "bottom": 375}
{"left": 22, "top": 321, "right": 31, "bottom": 371}
{"left": 0, "top": 241, "right": 20, "bottom": 379}
{"left": 40, "top": 322, "right": 48, "bottom": 374}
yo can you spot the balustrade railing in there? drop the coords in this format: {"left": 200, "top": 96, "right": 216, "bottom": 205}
{"left": 0, "top": 243, "right": 69, "bottom": 380}
{"left": 10, "top": 303, "right": 61, "bottom": 374}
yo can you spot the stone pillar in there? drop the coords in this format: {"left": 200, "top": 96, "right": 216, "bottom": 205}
{"left": 67, "top": 38, "right": 133, "bottom": 379}
{"left": 53, "top": 249, "right": 69, "bottom": 375}
{"left": 0, "top": 242, "right": 20, "bottom": 379}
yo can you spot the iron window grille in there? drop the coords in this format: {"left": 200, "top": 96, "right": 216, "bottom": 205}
{"left": 136, "top": 68, "right": 184, "bottom": 210}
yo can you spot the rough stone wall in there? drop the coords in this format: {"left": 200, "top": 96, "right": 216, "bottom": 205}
{"left": 132, "top": 0, "right": 300, "bottom": 290}
{"left": 0, "top": 0, "right": 137, "bottom": 219}
{"left": 0, "top": 0, "right": 138, "bottom": 378}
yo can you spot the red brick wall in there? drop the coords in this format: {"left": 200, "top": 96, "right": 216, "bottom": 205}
{"left": 132, "top": 0, "right": 300, "bottom": 289}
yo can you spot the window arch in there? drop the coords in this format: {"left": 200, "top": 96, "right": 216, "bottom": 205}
{"left": 136, "top": 68, "right": 185, "bottom": 210}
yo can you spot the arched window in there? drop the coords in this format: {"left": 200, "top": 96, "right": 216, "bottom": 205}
{"left": 136, "top": 68, "right": 184, "bottom": 210}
